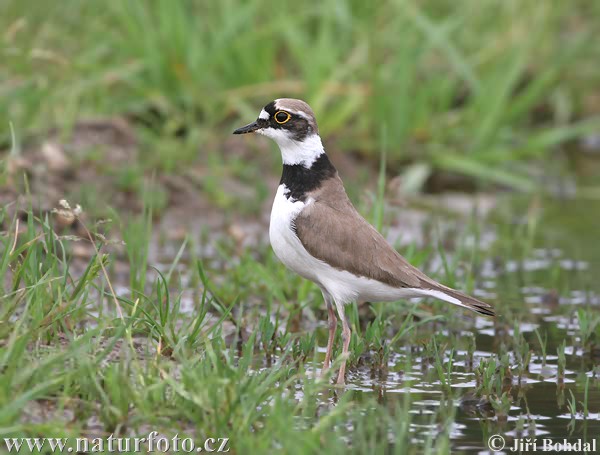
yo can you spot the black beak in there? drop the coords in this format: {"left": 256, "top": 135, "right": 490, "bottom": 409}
{"left": 233, "top": 120, "right": 260, "bottom": 135}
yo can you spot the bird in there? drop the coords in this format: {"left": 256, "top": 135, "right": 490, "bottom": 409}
{"left": 233, "top": 98, "right": 495, "bottom": 385}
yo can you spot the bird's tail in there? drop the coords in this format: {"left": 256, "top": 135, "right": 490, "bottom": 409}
{"left": 417, "top": 285, "right": 495, "bottom": 317}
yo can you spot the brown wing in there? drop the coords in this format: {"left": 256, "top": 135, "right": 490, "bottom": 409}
{"left": 294, "top": 175, "right": 427, "bottom": 288}
{"left": 294, "top": 174, "right": 495, "bottom": 316}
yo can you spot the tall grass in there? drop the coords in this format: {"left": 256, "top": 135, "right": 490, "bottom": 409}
{"left": 2, "top": 0, "right": 600, "bottom": 188}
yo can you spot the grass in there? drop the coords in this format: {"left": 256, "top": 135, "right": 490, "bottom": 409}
{"left": 2, "top": 0, "right": 600, "bottom": 197}
{"left": 0, "top": 204, "right": 442, "bottom": 452}
{"left": 1, "top": 189, "right": 599, "bottom": 451}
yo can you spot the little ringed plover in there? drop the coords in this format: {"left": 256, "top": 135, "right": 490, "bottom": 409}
{"left": 234, "top": 98, "right": 495, "bottom": 385}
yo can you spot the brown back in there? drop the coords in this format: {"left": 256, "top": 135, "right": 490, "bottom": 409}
{"left": 294, "top": 174, "right": 430, "bottom": 288}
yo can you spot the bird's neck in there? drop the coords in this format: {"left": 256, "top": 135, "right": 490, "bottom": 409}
{"left": 278, "top": 134, "right": 326, "bottom": 167}
{"left": 280, "top": 152, "right": 337, "bottom": 202}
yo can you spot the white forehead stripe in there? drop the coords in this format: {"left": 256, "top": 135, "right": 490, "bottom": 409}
{"left": 290, "top": 110, "right": 310, "bottom": 120}
{"left": 258, "top": 109, "right": 269, "bottom": 120}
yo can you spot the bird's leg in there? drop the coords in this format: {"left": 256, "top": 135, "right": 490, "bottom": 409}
{"left": 336, "top": 310, "right": 351, "bottom": 385}
{"left": 321, "top": 301, "right": 337, "bottom": 377}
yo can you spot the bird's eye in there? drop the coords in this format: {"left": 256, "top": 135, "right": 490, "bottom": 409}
{"left": 274, "top": 111, "right": 291, "bottom": 124}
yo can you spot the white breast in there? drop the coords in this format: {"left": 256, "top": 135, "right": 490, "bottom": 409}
{"left": 269, "top": 185, "right": 321, "bottom": 284}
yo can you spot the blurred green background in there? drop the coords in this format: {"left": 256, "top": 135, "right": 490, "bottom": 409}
{"left": 2, "top": 0, "right": 600, "bottom": 208}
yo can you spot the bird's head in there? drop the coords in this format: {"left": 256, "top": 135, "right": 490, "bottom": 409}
{"left": 233, "top": 98, "right": 324, "bottom": 166}
{"left": 233, "top": 98, "right": 319, "bottom": 141}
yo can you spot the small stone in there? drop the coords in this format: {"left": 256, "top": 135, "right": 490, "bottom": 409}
{"left": 41, "top": 142, "right": 70, "bottom": 172}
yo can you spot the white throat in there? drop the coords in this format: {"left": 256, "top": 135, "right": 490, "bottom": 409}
{"left": 259, "top": 129, "right": 325, "bottom": 167}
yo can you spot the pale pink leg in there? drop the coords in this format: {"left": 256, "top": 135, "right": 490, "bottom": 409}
{"left": 336, "top": 311, "right": 351, "bottom": 385}
{"left": 321, "top": 301, "right": 337, "bottom": 377}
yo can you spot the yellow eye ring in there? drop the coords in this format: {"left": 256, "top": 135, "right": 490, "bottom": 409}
{"left": 274, "top": 111, "right": 291, "bottom": 124}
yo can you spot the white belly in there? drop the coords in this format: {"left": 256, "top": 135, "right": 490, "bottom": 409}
{"left": 268, "top": 184, "right": 443, "bottom": 306}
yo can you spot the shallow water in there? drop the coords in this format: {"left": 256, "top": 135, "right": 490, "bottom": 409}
{"left": 337, "top": 192, "right": 600, "bottom": 452}
{"left": 333, "top": 321, "right": 599, "bottom": 452}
